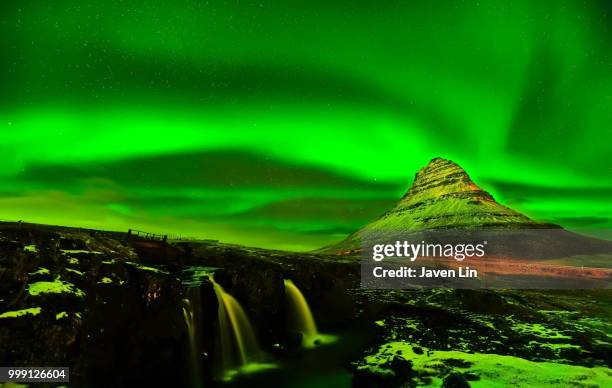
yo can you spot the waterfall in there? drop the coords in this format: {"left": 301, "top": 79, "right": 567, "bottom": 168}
{"left": 209, "top": 276, "right": 263, "bottom": 380}
{"left": 284, "top": 279, "right": 337, "bottom": 348}
{"left": 182, "top": 289, "right": 201, "bottom": 388}
{"left": 284, "top": 279, "right": 318, "bottom": 338}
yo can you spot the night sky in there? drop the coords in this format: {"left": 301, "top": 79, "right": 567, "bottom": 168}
{"left": 1, "top": 1, "right": 611, "bottom": 250}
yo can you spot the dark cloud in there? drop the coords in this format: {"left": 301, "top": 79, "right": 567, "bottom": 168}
{"left": 483, "top": 180, "right": 612, "bottom": 202}
{"left": 549, "top": 217, "right": 610, "bottom": 227}
{"left": 230, "top": 197, "right": 397, "bottom": 223}
{"left": 17, "top": 149, "right": 402, "bottom": 191}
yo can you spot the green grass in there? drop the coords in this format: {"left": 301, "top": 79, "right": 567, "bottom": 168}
{"left": 359, "top": 341, "right": 612, "bottom": 387}
{"left": 0, "top": 307, "right": 41, "bottom": 319}
{"left": 27, "top": 277, "right": 85, "bottom": 298}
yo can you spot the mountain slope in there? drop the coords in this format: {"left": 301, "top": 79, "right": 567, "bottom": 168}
{"left": 322, "top": 157, "right": 611, "bottom": 258}
{"left": 365, "top": 157, "right": 541, "bottom": 230}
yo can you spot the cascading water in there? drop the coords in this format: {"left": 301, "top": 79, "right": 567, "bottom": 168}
{"left": 209, "top": 275, "right": 273, "bottom": 380}
{"left": 284, "top": 279, "right": 318, "bottom": 338}
{"left": 182, "top": 296, "right": 201, "bottom": 388}
{"left": 180, "top": 266, "right": 216, "bottom": 388}
{"left": 284, "top": 279, "right": 337, "bottom": 348}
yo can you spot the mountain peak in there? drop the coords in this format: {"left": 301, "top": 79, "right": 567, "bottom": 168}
{"left": 402, "top": 157, "right": 493, "bottom": 204}
{"left": 323, "top": 157, "right": 542, "bottom": 252}
{"left": 414, "top": 157, "right": 465, "bottom": 185}
{"left": 428, "top": 156, "right": 453, "bottom": 164}
{"left": 390, "top": 157, "right": 533, "bottom": 229}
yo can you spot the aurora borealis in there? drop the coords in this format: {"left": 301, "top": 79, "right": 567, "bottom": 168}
{"left": 1, "top": 1, "right": 610, "bottom": 250}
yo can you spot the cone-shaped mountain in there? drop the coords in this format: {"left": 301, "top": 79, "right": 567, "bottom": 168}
{"left": 322, "top": 158, "right": 612, "bottom": 257}
{"left": 348, "top": 157, "right": 544, "bottom": 238}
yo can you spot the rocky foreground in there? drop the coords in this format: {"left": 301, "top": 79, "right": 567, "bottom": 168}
{"left": 0, "top": 221, "right": 610, "bottom": 387}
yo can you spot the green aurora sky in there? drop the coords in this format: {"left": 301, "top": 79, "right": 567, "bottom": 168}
{"left": 0, "top": 1, "right": 611, "bottom": 250}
